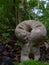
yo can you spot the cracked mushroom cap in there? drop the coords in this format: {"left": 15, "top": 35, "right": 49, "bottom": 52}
{"left": 15, "top": 20, "right": 47, "bottom": 41}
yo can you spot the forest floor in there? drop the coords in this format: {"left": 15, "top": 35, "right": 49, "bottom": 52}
{"left": 0, "top": 31, "right": 49, "bottom": 65}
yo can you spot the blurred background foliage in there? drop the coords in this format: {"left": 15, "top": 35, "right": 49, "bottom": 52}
{"left": 0, "top": 0, "right": 49, "bottom": 42}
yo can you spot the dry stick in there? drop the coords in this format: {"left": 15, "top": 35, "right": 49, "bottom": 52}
{"left": 35, "top": 0, "right": 40, "bottom": 21}
{"left": 38, "top": 0, "right": 39, "bottom": 10}
{"left": 17, "top": 0, "right": 24, "bottom": 23}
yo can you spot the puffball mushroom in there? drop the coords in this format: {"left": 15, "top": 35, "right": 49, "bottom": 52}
{"left": 15, "top": 20, "right": 47, "bottom": 61}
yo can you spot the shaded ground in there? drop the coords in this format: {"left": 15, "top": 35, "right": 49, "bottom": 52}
{"left": 0, "top": 30, "right": 49, "bottom": 64}
{"left": 0, "top": 42, "right": 21, "bottom": 65}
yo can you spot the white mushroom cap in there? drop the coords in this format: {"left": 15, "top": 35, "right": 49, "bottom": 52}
{"left": 15, "top": 20, "right": 47, "bottom": 42}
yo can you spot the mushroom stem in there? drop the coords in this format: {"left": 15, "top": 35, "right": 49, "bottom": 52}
{"left": 21, "top": 41, "right": 31, "bottom": 61}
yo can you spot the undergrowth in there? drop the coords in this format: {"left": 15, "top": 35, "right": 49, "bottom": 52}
{"left": 14, "top": 60, "right": 49, "bottom": 65}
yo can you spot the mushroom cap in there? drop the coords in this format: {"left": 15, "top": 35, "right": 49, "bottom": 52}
{"left": 15, "top": 20, "right": 47, "bottom": 41}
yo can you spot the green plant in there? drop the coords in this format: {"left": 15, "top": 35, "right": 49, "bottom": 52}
{"left": 18, "top": 60, "right": 49, "bottom": 65}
